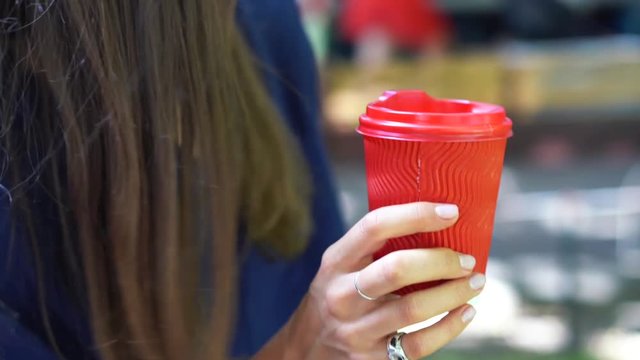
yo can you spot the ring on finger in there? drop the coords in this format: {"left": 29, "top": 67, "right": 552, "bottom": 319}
{"left": 354, "top": 271, "right": 379, "bottom": 301}
{"left": 387, "top": 332, "right": 410, "bottom": 360}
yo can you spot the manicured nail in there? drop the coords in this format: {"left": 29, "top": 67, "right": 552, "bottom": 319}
{"left": 469, "top": 274, "right": 486, "bottom": 290}
{"left": 462, "top": 306, "right": 476, "bottom": 323}
{"left": 459, "top": 254, "right": 476, "bottom": 271}
{"left": 434, "top": 204, "right": 458, "bottom": 220}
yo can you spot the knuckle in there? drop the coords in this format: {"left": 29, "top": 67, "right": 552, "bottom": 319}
{"left": 442, "top": 316, "right": 462, "bottom": 339}
{"left": 403, "top": 335, "right": 427, "bottom": 359}
{"left": 410, "top": 204, "right": 431, "bottom": 231}
{"left": 438, "top": 248, "right": 460, "bottom": 272}
{"left": 420, "top": 248, "right": 458, "bottom": 278}
{"left": 325, "top": 285, "right": 349, "bottom": 319}
{"left": 320, "top": 245, "right": 338, "bottom": 272}
{"left": 380, "top": 254, "right": 406, "bottom": 285}
{"left": 398, "top": 296, "right": 421, "bottom": 324}
{"left": 452, "top": 280, "right": 472, "bottom": 303}
{"left": 359, "top": 210, "right": 383, "bottom": 239}
{"left": 335, "top": 326, "right": 363, "bottom": 351}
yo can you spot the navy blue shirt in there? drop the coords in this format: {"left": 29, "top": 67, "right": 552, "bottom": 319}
{"left": 232, "top": 0, "right": 344, "bottom": 357}
{"left": 0, "top": 0, "right": 344, "bottom": 358}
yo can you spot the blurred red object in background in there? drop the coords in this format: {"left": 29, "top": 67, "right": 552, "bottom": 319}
{"left": 339, "top": 0, "right": 451, "bottom": 50}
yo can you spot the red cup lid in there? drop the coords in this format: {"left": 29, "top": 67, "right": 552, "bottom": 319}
{"left": 357, "top": 90, "right": 513, "bottom": 141}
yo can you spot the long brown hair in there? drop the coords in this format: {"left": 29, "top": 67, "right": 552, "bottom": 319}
{"left": 0, "top": 1, "right": 311, "bottom": 359}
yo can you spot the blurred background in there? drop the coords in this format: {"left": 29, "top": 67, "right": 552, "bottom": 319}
{"left": 298, "top": 0, "right": 640, "bottom": 359}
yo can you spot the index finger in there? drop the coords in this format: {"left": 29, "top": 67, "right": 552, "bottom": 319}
{"left": 326, "top": 202, "right": 459, "bottom": 270}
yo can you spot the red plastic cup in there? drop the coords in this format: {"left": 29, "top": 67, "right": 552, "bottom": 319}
{"left": 357, "top": 90, "right": 513, "bottom": 295}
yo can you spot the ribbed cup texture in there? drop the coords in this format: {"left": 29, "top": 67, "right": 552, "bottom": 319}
{"left": 364, "top": 137, "right": 507, "bottom": 295}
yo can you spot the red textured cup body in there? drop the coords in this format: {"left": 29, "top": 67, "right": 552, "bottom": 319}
{"left": 358, "top": 90, "right": 513, "bottom": 295}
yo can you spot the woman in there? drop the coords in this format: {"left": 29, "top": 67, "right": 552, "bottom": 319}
{"left": 0, "top": 1, "right": 483, "bottom": 359}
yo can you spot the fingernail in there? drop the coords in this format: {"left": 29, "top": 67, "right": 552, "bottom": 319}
{"left": 434, "top": 204, "right": 458, "bottom": 220}
{"left": 469, "top": 274, "right": 486, "bottom": 290}
{"left": 459, "top": 254, "right": 476, "bottom": 271}
{"left": 462, "top": 306, "right": 476, "bottom": 323}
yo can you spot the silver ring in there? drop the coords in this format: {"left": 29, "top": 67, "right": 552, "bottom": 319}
{"left": 354, "top": 271, "right": 378, "bottom": 301}
{"left": 387, "top": 332, "right": 410, "bottom": 360}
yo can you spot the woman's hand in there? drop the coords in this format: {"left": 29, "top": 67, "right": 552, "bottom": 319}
{"left": 255, "top": 202, "right": 484, "bottom": 360}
